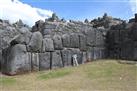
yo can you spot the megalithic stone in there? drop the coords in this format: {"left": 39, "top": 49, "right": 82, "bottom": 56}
{"left": 53, "top": 34, "right": 63, "bottom": 50}
{"left": 39, "top": 52, "right": 51, "bottom": 70}
{"left": 82, "top": 52, "right": 87, "bottom": 64}
{"left": 27, "top": 31, "right": 43, "bottom": 52}
{"left": 70, "top": 33, "right": 79, "bottom": 48}
{"left": 42, "top": 38, "right": 54, "bottom": 52}
{"left": 61, "top": 49, "right": 72, "bottom": 67}
{"left": 2, "top": 44, "right": 31, "bottom": 75}
{"left": 31, "top": 53, "right": 39, "bottom": 71}
{"left": 51, "top": 50, "right": 63, "bottom": 69}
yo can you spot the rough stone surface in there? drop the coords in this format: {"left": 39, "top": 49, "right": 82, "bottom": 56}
{"left": 53, "top": 34, "right": 63, "bottom": 50}
{"left": 95, "top": 30, "right": 105, "bottom": 47}
{"left": 86, "top": 29, "right": 96, "bottom": 46}
{"left": 61, "top": 49, "right": 72, "bottom": 66}
{"left": 51, "top": 50, "right": 63, "bottom": 69}
{"left": 27, "top": 31, "right": 43, "bottom": 52}
{"left": 11, "top": 29, "right": 32, "bottom": 45}
{"left": 62, "top": 34, "right": 70, "bottom": 47}
{"left": 39, "top": 52, "right": 51, "bottom": 70}
{"left": 1, "top": 14, "right": 137, "bottom": 75}
{"left": 42, "top": 38, "right": 54, "bottom": 52}
{"left": 82, "top": 52, "right": 87, "bottom": 64}
{"left": 93, "top": 47, "right": 106, "bottom": 60}
{"left": 86, "top": 47, "right": 94, "bottom": 61}
{"left": 31, "top": 53, "right": 39, "bottom": 71}
{"left": 79, "top": 34, "right": 87, "bottom": 51}
{"left": 70, "top": 33, "right": 79, "bottom": 48}
{"left": 0, "top": 29, "right": 19, "bottom": 50}
{"left": 2, "top": 44, "right": 31, "bottom": 75}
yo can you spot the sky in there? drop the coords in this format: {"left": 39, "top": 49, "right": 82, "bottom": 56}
{"left": 0, "top": 0, "right": 136, "bottom": 26}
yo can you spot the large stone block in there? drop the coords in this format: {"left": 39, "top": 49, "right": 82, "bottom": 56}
{"left": 131, "top": 28, "right": 137, "bottom": 41}
{"left": 93, "top": 47, "right": 106, "bottom": 60}
{"left": 0, "top": 29, "right": 19, "bottom": 50}
{"left": 79, "top": 34, "right": 87, "bottom": 51}
{"left": 86, "top": 29, "right": 96, "bottom": 46}
{"left": 31, "top": 53, "right": 39, "bottom": 71}
{"left": 42, "top": 38, "right": 54, "bottom": 52}
{"left": 51, "top": 50, "right": 63, "bottom": 69}
{"left": 120, "top": 46, "right": 134, "bottom": 60}
{"left": 134, "top": 41, "right": 137, "bottom": 47}
{"left": 95, "top": 31, "right": 105, "bottom": 47}
{"left": 133, "top": 47, "right": 137, "bottom": 60}
{"left": 39, "top": 52, "right": 51, "bottom": 70}
{"left": 113, "top": 30, "right": 120, "bottom": 44}
{"left": 53, "top": 34, "right": 63, "bottom": 50}
{"left": 61, "top": 49, "right": 72, "bottom": 67}
{"left": 62, "top": 34, "right": 70, "bottom": 47}
{"left": 2, "top": 44, "right": 31, "bottom": 75}
{"left": 86, "top": 47, "right": 94, "bottom": 61}
{"left": 82, "top": 52, "right": 87, "bottom": 64}
{"left": 27, "top": 31, "right": 43, "bottom": 52}
{"left": 11, "top": 27, "right": 32, "bottom": 45}
{"left": 70, "top": 33, "right": 79, "bottom": 48}
{"left": 43, "top": 29, "right": 52, "bottom": 35}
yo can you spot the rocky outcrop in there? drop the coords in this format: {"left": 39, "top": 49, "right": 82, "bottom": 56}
{"left": 0, "top": 13, "right": 137, "bottom": 75}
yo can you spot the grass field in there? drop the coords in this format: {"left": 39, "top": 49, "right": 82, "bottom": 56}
{"left": 0, "top": 60, "right": 137, "bottom": 91}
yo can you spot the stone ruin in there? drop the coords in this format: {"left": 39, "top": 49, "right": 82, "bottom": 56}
{"left": 0, "top": 13, "right": 137, "bottom": 75}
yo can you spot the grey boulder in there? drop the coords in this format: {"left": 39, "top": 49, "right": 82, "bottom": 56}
{"left": 86, "top": 29, "right": 96, "bottom": 46}
{"left": 39, "top": 52, "right": 51, "bottom": 70}
{"left": 70, "top": 33, "right": 79, "bottom": 48}
{"left": 27, "top": 31, "right": 43, "bottom": 52}
{"left": 10, "top": 28, "right": 32, "bottom": 45}
{"left": 53, "top": 34, "right": 63, "bottom": 50}
{"left": 42, "top": 38, "right": 54, "bottom": 52}
{"left": 62, "top": 34, "right": 70, "bottom": 47}
{"left": 31, "top": 53, "right": 39, "bottom": 71}
{"left": 79, "top": 34, "right": 87, "bottom": 51}
{"left": 51, "top": 50, "right": 63, "bottom": 69}
{"left": 61, "top": 49, "right": 72, "bottom": 67}
{"left": 2, "top": 44, "right": 31, "bottom": 75}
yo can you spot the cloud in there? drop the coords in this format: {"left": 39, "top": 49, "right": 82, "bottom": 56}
{"left": 0, "top": 0, "right": 53, "bottom": 26}
{"left": 129, "top": 0, "right": 137, "bottom": 13}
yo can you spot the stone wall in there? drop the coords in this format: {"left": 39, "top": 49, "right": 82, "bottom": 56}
{"left": 0, "top": 18, "right": 106, "bottom": 75}
{"left": 106, "top": 22, "right": 137, "bottom": 60}
{"left": 0, "top": 14, "right": 137, "bottom": 75}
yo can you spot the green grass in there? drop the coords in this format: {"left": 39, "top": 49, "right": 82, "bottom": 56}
{"left": 38, "top": 68, "right": 72, "bottom": 80}
{"left": 85, "top": 61, "right": 121, "bottom": 78}
{"left": 0, "top": 60, "right": 136, "bottom": 91}
{"left": 0, "top": 77, "right": 16, "bottom": 85}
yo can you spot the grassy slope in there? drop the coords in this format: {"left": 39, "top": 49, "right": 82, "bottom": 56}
{"left": 0, "top": 60, "right": 137, "bottom": 91}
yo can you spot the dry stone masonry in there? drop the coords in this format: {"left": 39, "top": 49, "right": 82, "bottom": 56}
{"left": 0, "top": 13, "right": 137, "bottom": 75}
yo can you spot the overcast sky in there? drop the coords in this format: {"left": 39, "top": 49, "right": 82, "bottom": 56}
{"left": 0, "top": 0, "right": 136, "bottom": 26}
